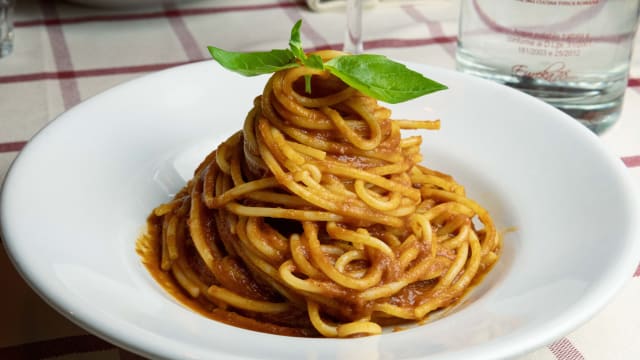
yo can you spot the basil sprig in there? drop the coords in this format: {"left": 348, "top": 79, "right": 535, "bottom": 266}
{"left": 207, "top": 48, "right": 297, "bottom": 76}
{"left": 288, "top": 20, "right": 323, "bottom": 71}
{"left": 207, "top": 20, "right": 447, "bottom": 104}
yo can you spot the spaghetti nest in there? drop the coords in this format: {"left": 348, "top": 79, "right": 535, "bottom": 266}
{"left": 140, "top": 50, "right": 501, "bottom": 338}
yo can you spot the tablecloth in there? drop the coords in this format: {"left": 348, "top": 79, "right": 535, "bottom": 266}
{"left": 1, "top": 0, "right": 639, "bottom": 359}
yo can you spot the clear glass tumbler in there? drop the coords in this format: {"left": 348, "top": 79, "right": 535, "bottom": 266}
{"left": 456, "top": 0, "right": 640, "bottom": 134}
{"left": 0, "top": 0, "right": 14, "bottom": 58}
{"left": 343, "top": 0, "right": 364, "bottom": 54}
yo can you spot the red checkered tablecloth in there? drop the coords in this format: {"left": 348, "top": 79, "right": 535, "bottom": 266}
{"left": 1, "top": 0, "right": 639, "bottom": 359}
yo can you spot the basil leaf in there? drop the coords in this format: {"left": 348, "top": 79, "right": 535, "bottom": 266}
{"left": 208, "top": 46, "right": 298, "bottom": 76}
{"left": 325, "top": 54, "right": 447, "bottom": 103}
{"left": 289, "top": 21, "right": 324, "bottom": 71}
{"left": 302, "top": 54, "right": 325, "bottom": 93}
{"left": 208, "top": 21, "right": 447, "bottom": 104}
{"left": 288, "top": 20, "right": 323, "bottom": 94}
{"left": 289, "top": 20, "right": 305, "bottom": 61}
{"left": 304, "top": 54, "right": 324, "bottom": 70}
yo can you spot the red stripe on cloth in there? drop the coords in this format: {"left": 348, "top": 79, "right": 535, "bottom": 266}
{"left": 0, "top": 141, "right": 27, "bottom": 153}
{"left": 39, "top": 0, "right": 81, "bottom": 110}
{"left": 15, "top": 2, "right": 306, "bottom": 27}
{"left": 621, "top": 155, "right": 640, "bottom": 168}
{"left": 165, "top": 4, "right": 205, "bottom": 61}
{"left": 307, "top": 35, "right": 458, "bottom": 52}
{"left": 548, "top": 337, "right": 585, "bottom": 360}
{"left": 0, "top": 335, "right": 115, "bottom": 359}
{"left": 402, "top": 5, "right": 456, "bottom": 58}
{"left": 364, "top": 36, "right": 457, "bottom": 50}
{"left": 634, "top": 262, "right": 640, "bottom": 277}
{"left": 306, "top": 43, "right": 343, "bottom": 52}
{"left": 629, "top": 78, "right": 640, "bottom": 87}
{"left": 0, "top": 61, "right": 193, "bottom": 84}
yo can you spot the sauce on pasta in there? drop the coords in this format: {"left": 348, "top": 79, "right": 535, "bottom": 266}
{"left": 136, "top": 50, "right": 501, "bottom": 338}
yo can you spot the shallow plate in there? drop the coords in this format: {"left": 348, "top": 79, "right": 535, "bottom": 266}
{"left": 2, "top": 60, "right": 639, "bottom": 360}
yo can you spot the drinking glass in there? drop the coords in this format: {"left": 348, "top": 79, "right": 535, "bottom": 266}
{"left": 343, "top": 0, "right": 363, "bottom": 54}
{"left": 0, "top": 0, "right": 14, "bottom": 57}
{"left": 456, "top": 0, "right": 640, "bottom": 134}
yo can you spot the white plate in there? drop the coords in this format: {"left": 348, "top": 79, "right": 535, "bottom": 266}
{"left": 2, "top": 60, "right": 639, "bottom": 360}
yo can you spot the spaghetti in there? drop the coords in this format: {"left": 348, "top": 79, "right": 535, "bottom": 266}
{"left": 137, "top": 50, "right": 501, "bottom": 338}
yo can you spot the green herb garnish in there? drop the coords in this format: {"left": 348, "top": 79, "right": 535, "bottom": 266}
{"left": 207, "top": 20, "right": 447, "bottom": 103}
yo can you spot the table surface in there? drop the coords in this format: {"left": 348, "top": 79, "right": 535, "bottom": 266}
{"left": 1, "top": 0, "right": 639, "bottom": 359}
